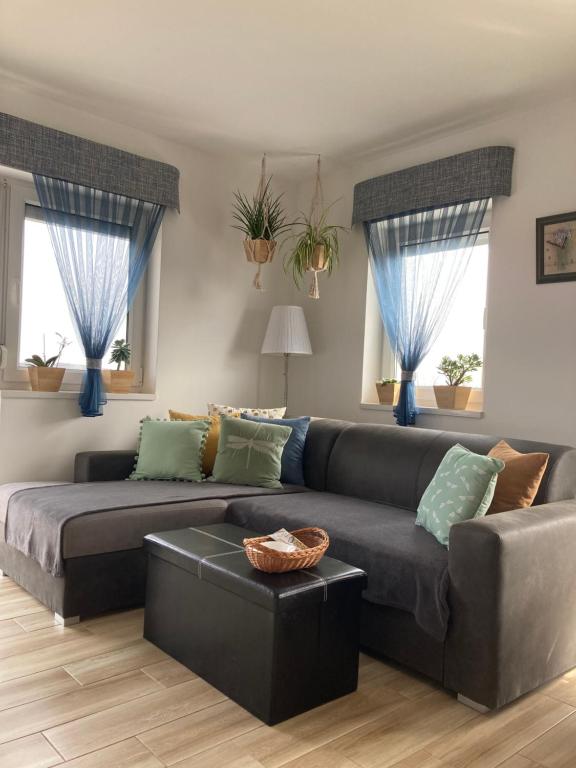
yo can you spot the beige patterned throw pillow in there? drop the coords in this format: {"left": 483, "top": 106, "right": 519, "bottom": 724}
{"left": 207, "top": 402, "right": 286, "bottom": 419}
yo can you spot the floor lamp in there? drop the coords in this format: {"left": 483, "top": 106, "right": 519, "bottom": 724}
{"left": 261, "top": 306, "right": 312, "bottom": 411}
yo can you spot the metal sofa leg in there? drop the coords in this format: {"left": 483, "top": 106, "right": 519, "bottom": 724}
{"left": 54, "top": 613, "right": 80, "bottom": 627}
{"left": 457, "top": 694, "right": 491, "bottom": 713}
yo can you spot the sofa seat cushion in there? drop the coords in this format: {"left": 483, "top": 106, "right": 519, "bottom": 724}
{"left": 226, "top": 492, "right": 450, "bottom": 641}
{"left": 1, "top": 481, "right": 305, "bottom": 577}
{"left": 0, "top": 499, "right": 229, "bottom": 559}
{"left": 63, "top": 499, "right": 229, "bottom": 558}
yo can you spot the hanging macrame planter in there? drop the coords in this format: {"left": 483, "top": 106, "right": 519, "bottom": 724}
{"left": 231, "top": 154, "right": 288, "bottom": 291}
{"left": 306, "top": 156, "right": 327, "bottom": 299}
{"left": 245, "top": 155, "right": 274, "bottom": 290}
{"left": 284, "top": 156, "right": 343, "bottom": 300}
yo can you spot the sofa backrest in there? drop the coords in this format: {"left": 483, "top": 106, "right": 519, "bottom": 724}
{"left": 303, "top": 419, "right": 354, "bottom": 491}
{"left": 305, "top": 419, "right": 576, "bottom": 510}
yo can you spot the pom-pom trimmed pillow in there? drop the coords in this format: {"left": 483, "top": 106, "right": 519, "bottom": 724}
{"left": 416, "top": 443, "right": 505, "bottom": 547}
{"left": 129, "top": 418, "right": 211, "bottom": 482}
{"left": 169, "top": 411, "right": 222, "bottom": 476}
{"left": 241, "top": 414, "right": 310, "bottom": 485}
{"left": 211, "top": 415, "right": 292, "bottom": 489}
{"left": 208, "top": 402, "right": 286, "bottom": 419}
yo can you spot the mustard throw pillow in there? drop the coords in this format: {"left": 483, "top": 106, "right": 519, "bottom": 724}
{"left": 487, "top": 440, "right": 549, "bottom": 514}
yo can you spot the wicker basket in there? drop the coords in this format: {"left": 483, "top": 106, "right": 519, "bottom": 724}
{"left": 243, "top": 527, "right": 329, "bottom": 573}
{"left": 243, "top": 238, "right": 276, "bottom": 264}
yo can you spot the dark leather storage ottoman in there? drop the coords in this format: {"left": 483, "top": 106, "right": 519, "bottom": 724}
{"left": 143, "top": 522, "right": 367, "bottom": 725}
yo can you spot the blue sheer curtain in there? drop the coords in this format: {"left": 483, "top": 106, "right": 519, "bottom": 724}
{"left": 34, "top": 176, "right": 164, "bottom": 416}
{"left": 365, "top": 198, "right": 489, "bottom": 426}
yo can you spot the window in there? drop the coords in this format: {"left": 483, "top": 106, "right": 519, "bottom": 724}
{"left": 0, "top": 176, "right": 157, "bottom": 391}
{"left": 20, "top": 206, "right": 129, "bottom": 370}
{"left": 362, "top": 218, "right": 489, "bottom": 411}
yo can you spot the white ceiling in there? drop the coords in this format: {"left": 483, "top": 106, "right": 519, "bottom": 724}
{"left": 1, "top": 0, "right": 576, "bottom": 159}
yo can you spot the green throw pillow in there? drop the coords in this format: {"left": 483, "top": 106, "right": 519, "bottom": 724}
{"left": 211, "top": 415, "right": 292, "bottom": 489}
{"left": 129, "top": 418, "right": 210, "bottom": 482}
{"left": 416, "top": 444, "right": 505, "bottom": 547}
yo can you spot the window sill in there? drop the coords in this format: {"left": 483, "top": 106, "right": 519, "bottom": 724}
{"left": 360, "top": 403, "right": 484, "bottom": 419}
{"left": 0, "top": 389, "right": 156, "bottom": 401}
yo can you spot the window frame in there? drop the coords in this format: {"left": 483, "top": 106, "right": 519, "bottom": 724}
{"left": 362, "top": 220, "right": 491, "bottom": 412}
{"left": 0, "top": 174, "right": 156, "bottom": 392}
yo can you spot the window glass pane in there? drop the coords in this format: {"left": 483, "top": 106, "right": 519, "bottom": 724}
{"left": 19, "top": 216, "right": 127, "bottom": 370}
{"left": 414, "top": 242, "right": 488, "bottom": 387}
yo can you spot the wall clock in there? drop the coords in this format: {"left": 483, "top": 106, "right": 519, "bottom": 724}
{"left": 536, "top": 211, "right": 576, "bottom": 283}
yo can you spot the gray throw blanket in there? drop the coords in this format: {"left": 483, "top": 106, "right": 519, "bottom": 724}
{"left": 3, "top": 481, "right": 304, "bottom": 578}
{"left": 226, "top": 492, "right": 451, "bottom": 641}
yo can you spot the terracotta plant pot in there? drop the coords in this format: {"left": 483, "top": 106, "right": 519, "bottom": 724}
{"left": 433, "top": 385, "right": 472, "bottom": 410}
{"left": 102, "top": 369, "right": 135, "bottom": 393}
{"left": 27, "top": 367, "right": 65, "bottom": 392}
{"left": 375, "top": 382, "right": 400, "bottom": 405}
{"left": 308, "top": 244, "right": 327, "bottom": 272}
{"left": 243, "top": 239, "right": 276, "bottom": 264}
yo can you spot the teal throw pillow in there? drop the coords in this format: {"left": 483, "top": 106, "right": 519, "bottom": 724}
{"left": 416, "top": 444, "right": 505, "bottom": 547}
{"left": 211, "top": 415, "right": 292, "bottom": 489}
{"left": 129, "top": 418, "right": 210, "bottom": 482}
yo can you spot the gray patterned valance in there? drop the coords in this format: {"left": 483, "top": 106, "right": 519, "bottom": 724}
{"left": 352, "top": 146, "right": 514, "bottom": 224}
{"left": 0, "top": 112, "right": 180, "bottom": 210}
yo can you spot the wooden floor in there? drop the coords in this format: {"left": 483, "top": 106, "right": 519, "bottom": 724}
{"left": 0, "top": 578, "right": 575, "bottom": 768}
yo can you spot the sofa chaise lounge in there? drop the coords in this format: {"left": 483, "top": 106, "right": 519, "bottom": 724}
{"left": 1, "top": 418, "right": 576, "bottom": 713}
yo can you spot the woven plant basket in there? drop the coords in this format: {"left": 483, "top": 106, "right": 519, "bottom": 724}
{"left": 307, "top": 244, "right": 327, "bottom": 272}
{"left": 244, "top": 238, "right": 276, "bottom": 264}
{"left": 102, "top": 369, "right": 135, "bottom": 393}
{"left": 27, "top": 367, "right": 65, "bottom": 392}
{"left": 243, "top": 527, "right": 329, "bottom": 573}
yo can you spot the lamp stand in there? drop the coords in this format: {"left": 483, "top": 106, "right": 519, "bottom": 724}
{"left": 283, "top": 353, "right": 289, "bottom": 410}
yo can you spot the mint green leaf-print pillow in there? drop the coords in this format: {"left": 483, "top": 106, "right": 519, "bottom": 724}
{"left": 211, "top": 415, "right": 292, "bottom": 489}
{"left": 416, "top": 444, "right": 505, "bottom": 547}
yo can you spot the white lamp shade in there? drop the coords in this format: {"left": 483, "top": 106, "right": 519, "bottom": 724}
{"left": 261, "top": 306, "right": 312, "bottom": 356}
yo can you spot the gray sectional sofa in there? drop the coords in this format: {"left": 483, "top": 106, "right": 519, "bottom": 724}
{"left": 1, "top": 418, "right": 576, "bottom": 713}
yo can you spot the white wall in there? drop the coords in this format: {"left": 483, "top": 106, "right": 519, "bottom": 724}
{"left": 0, "top": 85, "right": 293, "bottom": 481}
{"left": 3, "top": 89, "right": 575, "bottom": 482}
{"left": 287, "top": 97, "right": 576, "bottom": 446}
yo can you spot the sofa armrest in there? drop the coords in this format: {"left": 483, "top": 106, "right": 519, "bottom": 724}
{"left": 74, "top": 451, "right": 136, "bottom": 482}
{"left": 445, "top": 500, "right": 576, "bottom": 709}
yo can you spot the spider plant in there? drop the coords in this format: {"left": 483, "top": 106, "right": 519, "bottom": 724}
{"left": 231, "top": 178, "right": 291, "bottom": 241}
{"left": 283, "top": 207, "right": 346, "bottom": 288}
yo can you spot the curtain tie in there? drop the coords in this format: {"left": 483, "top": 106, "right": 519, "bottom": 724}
{"left": 86, "top": 358, "right": 102, "bottom": 370}
{"left": 401, "top": 371, "right": 414, "bottom": 382}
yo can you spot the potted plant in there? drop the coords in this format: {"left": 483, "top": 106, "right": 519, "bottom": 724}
{"left": 232, "top": 178, "right": 290, "bottom": 265}
{"left": 434, "top": 353, "right": 483, "bottom": 410}
{"left": 375, "top": 378, "right": 399, "bottom": 405}
{"left": 25, "top": 333, "right": 70, "bottom": 392}
{"left": 102, "top": 339, "right": 134, "bottom": 392}
{"left": 283, "top": 206, "right": 345, "bottom": 298}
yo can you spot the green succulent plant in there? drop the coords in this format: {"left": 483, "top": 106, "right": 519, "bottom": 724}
{"left": 109, "top": 339, "right": 131, "bottom": 370}
{"left": 231, "top": 178, "right": 291, "bottom": 241}
{"left": 376, "top": 378, "right": 399, "bottom": 385}
{"left": 437, "top": 353, "right": 483, "bottom": 386}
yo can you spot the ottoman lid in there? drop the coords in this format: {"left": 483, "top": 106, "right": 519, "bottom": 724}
{"left": 145, "top": 523, "right": 366, "bottom": 612}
